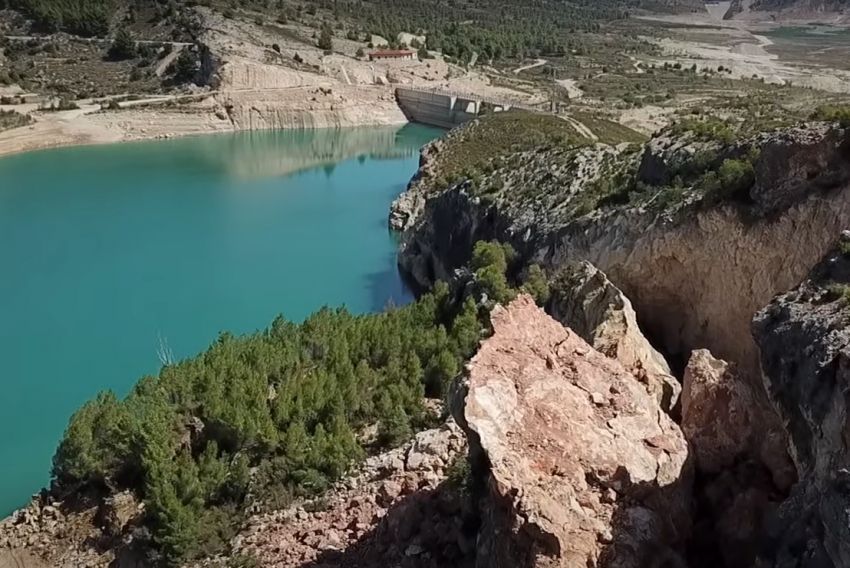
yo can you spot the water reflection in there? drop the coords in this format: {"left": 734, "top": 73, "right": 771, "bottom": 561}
{"left": 193, "top": 124, "right": 442, "bottom": 180}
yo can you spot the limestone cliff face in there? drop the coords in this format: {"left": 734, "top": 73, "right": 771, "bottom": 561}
{"left": 217, "top": 84, "right": 407, "bottom": 131}
{"left": 753, "top": 233, "right": 850, "bottom": 568}
{"left": 399, "top": 124, "right": 850, "bottom": 382}
{"left": 548, "top": 261, "right": 681, "bottom": 413}
{"left": 389, "top": 139, "right": 446, "bottom": 232}
{"left": 193, "top": 7, "right": 409, "bottom": 132}
{"left": 457, "top": 295, "right": 691, "bottom": 568}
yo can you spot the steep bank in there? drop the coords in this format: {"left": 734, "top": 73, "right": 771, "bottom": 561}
{"left": 398, "top": 118, "right": 850, "bottom": 380}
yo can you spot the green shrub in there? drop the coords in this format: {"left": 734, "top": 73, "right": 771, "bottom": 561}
{"left": 15, "top": 0, "right": 111, "bottom": 36}
{"left": 812, "top": 105, "right": 850, "bottom": 128}
{"left": 0, "top": 109, "right": 32, "bottom": 131}
{"left": 826, "top": 282, "right": 850, "bottom": 304}
{"left": 317, "top": 23, "right": 334, "bottom": 51}
{"left": 107, "top": 28, "right": 137, "bottom": 61}
{"left": 173, "top": 50, "right": 198, "bottom": 84}
{"left": 471, "top": 241, "right": 518, "bottom": 306}
{"left": 671, "top": 116, "right": 737, "bottom": 144}
{"left": 521, "top": 264, "right": 550, "bottom": 306}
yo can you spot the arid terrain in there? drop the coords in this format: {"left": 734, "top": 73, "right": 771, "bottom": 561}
{"left": 4, "top": 1, "right": 850, "bottom": 568}
{"left": 1, "top": 0, "right": 849, "bottom": 156}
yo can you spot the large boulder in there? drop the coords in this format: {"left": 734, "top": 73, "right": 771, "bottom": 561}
{"left": 681, "top": 349, "right": 752, "bottom": 473}
{"left": 681, "top": 349, "right": 794, "bottom": 568}
{"left": 753, "top": 232, "right": 850, "bottom": 568}
{"left": 459, "top": 295, "right": 692, "bottom": 568}
{"left": 549, "top": 261, "right": 680, "bottom": 413}
{"left": 681, "top": 349, "right": 793, "bottom": 487}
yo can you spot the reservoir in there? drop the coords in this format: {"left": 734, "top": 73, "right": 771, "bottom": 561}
{"left": 0, "top": 123, "right": 442, "bottom": 515}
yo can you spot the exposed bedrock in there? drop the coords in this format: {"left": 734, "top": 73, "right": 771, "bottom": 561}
{"left": 680, "top": 349, "right": 794, "bottom": 568}
{"left": 399, "top": 124, "right": 850, "bottom": 383}
{"left": 752, "top": 233, "right": 850, "bottom": 568}
{"left": 548, "top": 260, "right": 681, "bottom": 414}
{"left": 454, "top": 295, "right": 692, "bottom": 568}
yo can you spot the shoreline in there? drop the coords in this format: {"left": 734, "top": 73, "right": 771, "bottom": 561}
{"left": 0, "top": 89, "right": 410, "bottom": 159}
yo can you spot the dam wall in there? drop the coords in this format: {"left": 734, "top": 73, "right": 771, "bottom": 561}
{"left": 395, "top": 88, "right": 481, "bottom": 129}
{"left": 396, "top": 87, "right": 548, "bottom": 128}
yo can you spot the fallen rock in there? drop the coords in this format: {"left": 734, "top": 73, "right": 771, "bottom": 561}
{"left": 460, "top": 294, "right": 691, "bottom": 568}
{"left": 682, "top": 349, "right": 793, "bottom": 487}
{"left": 681, "top": 350, "right": 754, "bottom": 473}
{"left": 549, "top": 261, "right": 680, "bottom": 413}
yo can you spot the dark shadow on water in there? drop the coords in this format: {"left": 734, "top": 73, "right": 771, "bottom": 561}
{"left": 365, "top": 250, "right": 414, "bottom": 313}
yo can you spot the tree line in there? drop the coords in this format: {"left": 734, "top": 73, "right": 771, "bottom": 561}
{"left": 52, "top": 279, "right": 485, "bottom": 564}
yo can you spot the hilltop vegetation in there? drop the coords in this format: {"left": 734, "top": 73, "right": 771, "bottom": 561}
{"left": 10, "top": 0, "right": 113, "bottom": 36}
{"left": 424, "top": 111, "right": 592, "bottom": 189}
{"left": 2, "top": 0, "right": 698, "bottom": 61}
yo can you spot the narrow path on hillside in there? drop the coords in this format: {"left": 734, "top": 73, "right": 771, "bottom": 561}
{"left": 155, "top": 46, "right": 184, "bottom": 77}
{"left": 513, "top": 58, "right": 547, "bottom": 74}
{"left": 561, "top": 115, "right": 598, "bottom": 141}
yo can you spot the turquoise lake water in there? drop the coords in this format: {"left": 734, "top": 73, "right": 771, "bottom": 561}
{"left": 0, "top": 124, "right": 442, "bottom": 515}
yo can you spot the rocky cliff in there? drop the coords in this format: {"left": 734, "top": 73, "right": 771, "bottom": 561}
{"left": 753, "top": 232, "right": 850, "bottom": 568}
{"left": 455, "top": 295, "right": 692, "bottom": 568}
{"left": 398, "top": 120, "right": 850, "bottom": 384}
{"left": 7, "top": 242, "right": 850, "bottom": 568}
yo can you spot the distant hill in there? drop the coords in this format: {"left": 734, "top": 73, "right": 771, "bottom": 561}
{"left": 723, "top": 0, "right": 848, "bottom": 18}
{"left": 4, "top": 0, "right": 710, "bottom": 39}
{"left": 750, "top": 0, "right": 848, "bottom": 11}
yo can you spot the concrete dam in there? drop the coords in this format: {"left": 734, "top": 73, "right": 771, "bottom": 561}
{"left": 395, "top": 87, "right": 540, "bottom": 129}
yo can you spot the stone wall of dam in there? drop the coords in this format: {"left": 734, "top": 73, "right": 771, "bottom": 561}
{"left": 395, "top": 88, "right": 481, "bottom": 129}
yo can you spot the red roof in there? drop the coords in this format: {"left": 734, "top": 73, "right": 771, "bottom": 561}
{"left": 370, "top": 50, "right": 416, "bottom": 58}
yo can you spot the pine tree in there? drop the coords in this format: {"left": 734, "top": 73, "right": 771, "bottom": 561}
{"left": 317, "top": 24, "right": 334, "bottom": 51}
{"left": 108, "top": 28, "right": 136, "bottom": 61}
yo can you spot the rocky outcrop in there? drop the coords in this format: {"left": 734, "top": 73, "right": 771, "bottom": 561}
{"left": 0, "top": 494, "right": 112, "bottom": 567}
{"left": 389, "top": 139, "right": 446, "bottom": 232}
{"left": 681, "top": 350, "right": 794, "bottom": 568}
{"left": 217, "top": 85, "right": 407, "bottom": 131}
{"left": 229, "top": 421, "right": 471, "bottom": 568}
{"left": 549, "top": 261, "right": 681, "bottom": 413}
{"left": 458, "top": 295, "right": 692, "bottom": 568}
{"left": 399, "top": 123, "right": 850, "bottom": 387}
{"left": 682, "top": 350, "right": 752, "bottom": 473}
{"left": 681, "top": 350, "right": 793, "bottom": 487}
{"left": 752, "top": 232, "right": 850, "bottom": 568}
